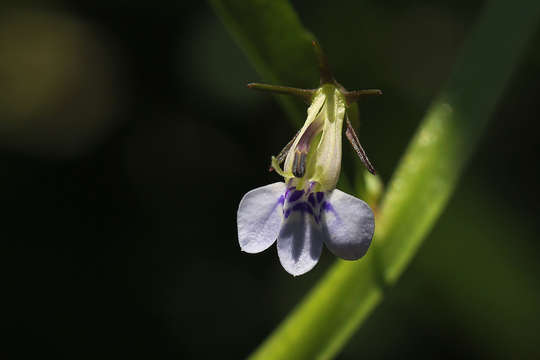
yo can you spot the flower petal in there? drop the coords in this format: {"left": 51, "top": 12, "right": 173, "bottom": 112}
{"left": 237, "top": 182, "right": 286, "bottom": 253}
{"left": 277, "top": 211, "right": 323, "bottom": 276}
{"left": 321, "top": 189, "right": 375, "bottom": 260}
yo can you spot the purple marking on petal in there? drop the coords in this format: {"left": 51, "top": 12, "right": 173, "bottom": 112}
{"left": 292, "top": 202, "right": 315, "bottom": 216}
{"left": 296, "top": 119, "right": 324, "bottom": 152}
{"left": 321, "top": 201, "right": 333, "bottom": 212}
{"left": 321, "top": 200, "right": 340, "bottom": 221}
{"left": 284, "top": 186, "right": 296, "bottom": 200}
{"left": 308, "top": 193, "right": 316, "bottom": 207}
{"left": 284, "top": 208, "right": 292, "bottom": 218}
{"left": 289, "top": 190, "right": 304, "bottom": 203}
{"left": 316, "top": 192, "right": 324, "bottom": 203}
{"left": 291, "top": 202, "right": 304, "bottom": 212}
{"left": 278, "top": 195, "right": 285, "bottom": 205}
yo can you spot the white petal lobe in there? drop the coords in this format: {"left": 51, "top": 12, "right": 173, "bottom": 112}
{"left": 322, "top": 189, "right": 374, "bottom": 260}
{"left": 277, "top": 212, "right": 323, "bottom": 276}
{"left": 237, "top": 182, "right": 286, "bottom": 253}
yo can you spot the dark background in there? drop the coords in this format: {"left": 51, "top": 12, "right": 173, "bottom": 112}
{"left": 2, "top": 1, "right": 539, "bottom": 359}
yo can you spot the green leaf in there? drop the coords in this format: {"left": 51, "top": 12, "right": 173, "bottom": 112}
{"left": 209, "top": 0, "right": 318, "bottom": 125}
{"left": 211, "top": 0, "right": 540, "bottom": 359}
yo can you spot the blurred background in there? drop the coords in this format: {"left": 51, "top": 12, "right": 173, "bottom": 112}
{"left": 2, "top": 1, "right": 539, "bottom": 359}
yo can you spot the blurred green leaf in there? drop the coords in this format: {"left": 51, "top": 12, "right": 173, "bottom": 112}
{"left": 209, "top": 0, "right": 364, "bottom": 129}
{"left": 209, "top": 0, "right": 317, "bottom": 124}
{"left": 417, "top": 183, "right": 540, "bottom": 359}
{"left": 345, "top": 181, "right": 540, "bottom": 359}
{"left": 211, "top": 0, "right": 540, "bottom": 359}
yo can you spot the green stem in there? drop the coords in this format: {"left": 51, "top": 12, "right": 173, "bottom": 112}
{"left": 311, "top": 40, "right": 334, "bottom": 84}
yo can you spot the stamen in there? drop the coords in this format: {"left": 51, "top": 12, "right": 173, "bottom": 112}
{"left": 290, "top": 106, "right": 325, "bottom": 178}
{"left": 292, "top": 150, "right": 307, "bottom": 177}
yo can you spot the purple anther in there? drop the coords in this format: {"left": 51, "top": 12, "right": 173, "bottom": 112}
{"left": 295, "top": 117, "right": 323, "bottom": 152}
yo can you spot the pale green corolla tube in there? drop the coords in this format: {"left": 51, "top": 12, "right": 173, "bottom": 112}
{"left": 272, "top": 84, "right": 345, "bottom": 192}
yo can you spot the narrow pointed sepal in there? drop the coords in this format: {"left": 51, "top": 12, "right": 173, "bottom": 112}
{"left": 237, "top": 182, "right": 287, "bottom": 253}
{"left": 345, "top": 116, "right": 376, "bottom": 175}
{"left": 344, "top": 89, "right": 383, "bottom": 105}
{"left": 321, "top": 189, "right": 375, "bottom": 260}
{"left": 247, "top": 83, "right": 315, "bottom": 103}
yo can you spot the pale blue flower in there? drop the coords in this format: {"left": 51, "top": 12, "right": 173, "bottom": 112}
{"left": 237, "top": 84, "right": 376, "bottom": 276}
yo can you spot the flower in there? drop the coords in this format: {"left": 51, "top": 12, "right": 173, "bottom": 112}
{"left": 237, "top": 41, "right": 380, "bottom": 276}
{"left": 237, "top": 181, "right": 375, "bottom": 276}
